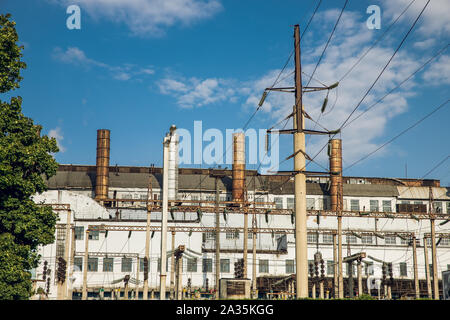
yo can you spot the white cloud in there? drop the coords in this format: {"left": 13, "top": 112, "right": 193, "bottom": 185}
{"left": 413, "top": 38, "right": 436, "bottom": 49}
{"left": 48, "top": 127, "right": 66, "bottom": 153}
{"left": 382, "top": 0, "right": 450, "bottom": 36}
{"left": 52, "top": 46, "right": 155, "bottom": 81}
{"left": 157, "top": 76, "right": 236, "bottom": 108}
{"left": 53, "top": 0, "right": 222, "bottom": 36}
{"left": 422, "top": 55, "right": 450, "bottom": 85}
{"left": 241, "top": 8, "right": 425, "bottom": 166}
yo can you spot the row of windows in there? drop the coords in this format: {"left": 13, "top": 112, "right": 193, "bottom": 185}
{"left": 73, "top": 257, "right": 450, "bottom": 277}
{"left": 306, "top": 233, "right": 412, "bottom": 245}
{"left": 274, "top": 197, "right": 450, "bottom": 213}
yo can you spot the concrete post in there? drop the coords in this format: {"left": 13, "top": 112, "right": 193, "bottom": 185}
{"left": 82, "top": 229, "right": 90, "bottom": 300}
{"left": 412, "top": 236, "right": 420, "bottom": 299}
{"left": 424, "top": 238, "right": 432, "bottom": 298}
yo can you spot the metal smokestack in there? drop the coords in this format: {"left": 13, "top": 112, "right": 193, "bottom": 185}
{"left": 95, "top": 129, "right": 110, "bottom": 200}
{"left": 329, "top": 139, "right": 343, "bottom": 212}
{"left": 232, "top": 132, "right": 245, "bottom": 202}
{"left": 167, "top": 129, "right": 179, "bottom": 201}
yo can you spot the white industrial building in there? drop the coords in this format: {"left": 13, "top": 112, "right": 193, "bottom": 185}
{"left": 31, "top": 164, "right": 450, "bottom": 300}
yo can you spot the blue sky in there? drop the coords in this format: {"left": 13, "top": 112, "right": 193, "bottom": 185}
{"left": 2, "top": 0, "right": 449, "bottom": 185}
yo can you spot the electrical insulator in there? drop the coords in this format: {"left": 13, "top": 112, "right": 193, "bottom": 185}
{"left": 314, "top": 261, "right": 319, "bottom": 278}
{"left": 309, "top": 263, "right": 314, "bottom": 278}
{"left": 205, "top": 278, "right": 209, "bottom": 291}
{"left": 382, "top": 263, "right": 387, "bottom": 283}
{"left": 187, "top": 278, "right": 192, "bottom": 289}
{"left": 143, "top": 257, "right": 149, "bottom": 280}
{"left": 388, "top": 263, "right": 393, "bottom": 284}
{"left": 43, "top": 261, "right": 48, "bottom": 281}
{"left": 320, "top": 259, "right": 325, "bottom": 278}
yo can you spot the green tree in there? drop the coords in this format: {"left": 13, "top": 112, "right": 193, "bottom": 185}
{"left": 0, "top": 13, "right": 59, "bottom": 300}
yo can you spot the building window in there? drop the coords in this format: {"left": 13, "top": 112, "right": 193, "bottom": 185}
{"left": 365, "top": 262, "right": 374, "bottom": 275}
{"left": 370, "top": 200, "right": 379, "bottom": 212}
{"left": 187, "top": 258, "right": 197, "bottom": 272}
{"left": 88, "top": 257, "right": 98, "bottom": 272}
{"left": 414, "top": 201, "right": 423, "bottom": 205}
{"left": 361, "top": 235, "right": 373, "bottom": 244}
{"left": 287, "top": 197, "right": 295, "bottom": 210}
{"left": 323, "top": 234, "right": 333, "bottom": 244}
{"left": 306, "top": 198, "right": 315, "bottom": 210}
{"left": 274, "top": 197, "right": 283, "bottom": 209}
{"left": 346, "top": 235, "right": 357, "bottom": 244}
{"left": 205, "top": 232, "right": 216, "bottom": 240}
{"left": 103, "top": 258, "right": 114, "bottom": 272}
{"left": 88, "top": 230, "right": 99, "bottom": 241}
{"left": 307, "top": 233, "right": 318, "bottom": 243}
{"left": 202, "top": 258, "right": 212, "bottom": 273}
{"left": 220, "top": 259, "right": 230, "bottom": 273}
{"left": 75, "top": 226, "right": 84, "bottom": 240}
{"left": 139, "top": 258, "right": 145, "bottom": 272}
{"left": 385, "top": 236, "right": 396, "bottom": 245}
{"left": 121, "top": 258, "right": 132, "bottom": 272}
{"left": 286, "top": 260, "right": 295, "bottom": 274}
{"left": 434, "top": 202, "right": 443, "bottom": 213}
{"left": 400, "top": 237, "right": 409, "bottom": 245}
{"left": 74, "top": 257, "right": 83, "bottom": 271}
{"left": 157, "top": 258, "right": 169, "bottom": 272}
{"left": 400, "top": 263, "right": 407, "bottom": 276}
{"left": 350, "top": 199, "right": 360, "bottom": 211}
{"left": 346, "top": 263, "right": 355, "bottom": 276}
{"left": 259, "top": 260, "right": 269, "bottom": 273}
{"left": 327, "top": 261, "right": 335, "bottom": 275}
{"left": 226, "top": 231, "right": 239, "bottom": 240}
{"left": 446, "top": 202, "right": 450, "bottom": 214}
{"left": 440, "top": 238, "right": 450, "bottom": 246}
{"left": 382, "top": 200, "right": 392, "bottom": 212}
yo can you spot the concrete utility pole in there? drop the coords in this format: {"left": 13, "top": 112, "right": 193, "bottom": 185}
{"left": 424, "top": 237, "right": 432, "bottom": 298}
{"left": 293, "top": 24, "right": 308, "bottom": 298}
{"left": 412, "top": 235, "right": 420, "bottom": 299}
{"left": 160, "top": 131, "right": 172, "bottom": 300}
{"left": 63, "top": 208, "right": 71, "bottom": 299}
{"left": 82, "top": 229, "right": 90, "bottom": 300}
{"left": 143, "top": 174, "right": 152, "bottom": 300}
{"left": 429, "top": 187, "right": 439, "bottom": 300}
{"left": 243, "top": 203, "right": 249, "bottom": 279}
{"left": 68, "top": 227, "right": 76, "bottom": 300}
{"left": 252, "top": 181, "right": 258, "bottom": 299}
{"left": 170, "top": 231, "right": 176, "bottom": 299}
{"left": 357, "top": 261, "right": 363, "bottom": 297}
{"left": 143, "top": 211, "right": 151, "bottom": 299}
{"left": 215, "top": 177, "right": 221, "bottom": 299}
{"left": 333, "top": 234, "right": 338, "bottom": 298}
{"left": 135, "top": 256, "right": 140, "bottom": 300}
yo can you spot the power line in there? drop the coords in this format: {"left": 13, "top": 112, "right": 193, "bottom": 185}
{"left": 301, "top": 0, "right": 432, "bottom": 174}
{"left": 339, "top": 0, "right": 431, "bottom": 131}
{"left": 344, "top": 98, "right": 449, "bottom": 172}
{"left": 304, "top": 0, "right": 349, "bottom": 88}
{"left": 338, "top": 0, "right": 417, "bottom": 82}
{"left": 343, "top": 43, "right": 449, "bottom": 129}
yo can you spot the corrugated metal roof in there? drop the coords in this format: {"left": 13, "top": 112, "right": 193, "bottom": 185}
{"left": 46, "top": 170, "right": 405, "bottom": 197}
{"left": 397, "top": 186, "right": 450, "bottom": 200}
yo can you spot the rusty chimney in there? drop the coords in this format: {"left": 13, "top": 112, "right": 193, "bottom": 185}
{"left": 329, "top": 139, "right": 343, "bottom": 212}
{"left": 232, "top": 132, "right": 245, "bottom": 202}
{"left": 95, "top": 129, "right": 110, "bottom": 200}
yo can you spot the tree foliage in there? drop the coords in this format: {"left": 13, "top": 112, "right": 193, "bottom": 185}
{"left": 0, "top": 13, "right": 59, "bottom": 300}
